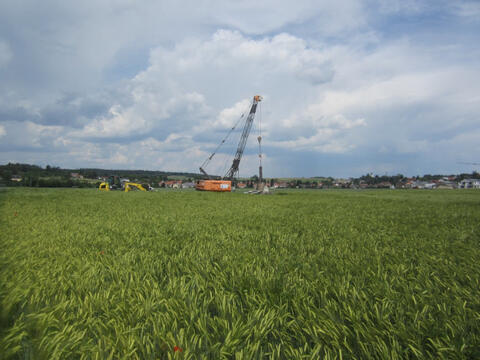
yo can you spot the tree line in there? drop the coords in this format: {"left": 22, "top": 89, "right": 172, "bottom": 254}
{"left": 1, "top": 162, "right": 478, "bottom": 188}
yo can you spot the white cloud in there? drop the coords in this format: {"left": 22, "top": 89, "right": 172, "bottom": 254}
{"left": 454, "top": 2, "right": 480, "bottom": 19}
{"left": 213, "top": 99, "right": 251, "bottom": 129}
{"left": 73, "top": 30, "right": 340, "bottom": 148}
{"left": 72, "top": 105, "right": 147, "bottom": 138}
{"left": 71, "top": 92, "right": 210, "bottom": 139}
{"left": 0, "top": 121, "right": 65, "bottom": 157}
{"left": 271, "top": 117, "right": 364, "bottom": 153}
{"left": 24, "top": 122, "right": 63, "bottom": 148}
{"left": 109, "top": 152, "right": 129, "bottom": 165}
{"left": 0, "top": 1, "right": 365, "bottom": 103}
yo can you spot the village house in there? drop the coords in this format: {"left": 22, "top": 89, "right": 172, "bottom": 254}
{"left": 436, "top": 179, "right": 457, "bottom": 189}
{"left": 237, "top": 182, "right": 247, "bottom": 189}
{"left": 459, "top": 179, "right": 480, "bottom": 189}
{"left": 333, "top": 179, "right": 351, "bottom": 188}
{"left": 159, "top": 180, "right": 183, "bottom": 188}
{"left": 181, "top": 182, "right": 195, "bottom": 189}
{"left": 375, "top": 181, "right": 392, "bottom": 189}
{"left": 70, "top": 172, "right": 84, "bottom": 180}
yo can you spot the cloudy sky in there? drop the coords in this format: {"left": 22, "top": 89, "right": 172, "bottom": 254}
{"left": 0, "top": 0, "right": 479, "bottom": 177}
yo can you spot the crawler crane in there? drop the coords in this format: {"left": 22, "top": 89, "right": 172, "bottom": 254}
{"left": 196, "top": 95, "right": 263, "bottom": 192}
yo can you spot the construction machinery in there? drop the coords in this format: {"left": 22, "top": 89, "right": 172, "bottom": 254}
{"left": 196, "top": 95, "right": 263, "bottom": 192}
{"left": 99, "top": 176, "right": 149, "bottom": 192}
{"left": 124, "top": 182, "right": 148, "bottom": 192}
{"left": 195, "top": 179, "right": 231, "bottom": 192}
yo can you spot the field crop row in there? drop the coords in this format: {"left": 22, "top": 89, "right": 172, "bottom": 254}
{"left": 1, "top": 188, "right": 480, "bottom": 359}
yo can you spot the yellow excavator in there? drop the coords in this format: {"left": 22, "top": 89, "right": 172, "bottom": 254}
{"left": 99, "top": 176, "right": 149, "bottom": 192}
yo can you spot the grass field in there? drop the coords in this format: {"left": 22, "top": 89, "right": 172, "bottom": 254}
{"left": 1, "top": 188, "right": 479, "bottom": 359}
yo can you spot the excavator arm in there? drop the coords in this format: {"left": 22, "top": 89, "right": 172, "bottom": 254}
{"left": 124, "top": 182, "right": 147, "bottom": 192}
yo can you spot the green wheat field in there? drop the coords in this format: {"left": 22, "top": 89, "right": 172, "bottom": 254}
{"left": 1, "top": 188, "right": 479, "bottom": 359}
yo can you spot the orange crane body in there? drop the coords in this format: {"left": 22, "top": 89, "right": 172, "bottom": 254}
{"left": 195, "top": 179, "right": 231, "bottom": 192}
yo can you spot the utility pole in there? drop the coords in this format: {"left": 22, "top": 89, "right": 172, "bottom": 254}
{"left": 258, "top": 135, "right": 263, "bottom": 191}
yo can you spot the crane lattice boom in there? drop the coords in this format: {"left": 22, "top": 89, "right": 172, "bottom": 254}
{"left": 224, "top": 95, "right": 262, "bottom": 179}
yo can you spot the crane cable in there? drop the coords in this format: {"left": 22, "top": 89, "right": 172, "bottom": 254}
{"left": 257, "top": 102, "right": 263, "bottom": 169}
{"left": 200, "top": 113, "right": 245, "bottom": 172}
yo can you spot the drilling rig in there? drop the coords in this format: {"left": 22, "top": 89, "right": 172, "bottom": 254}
{"left": 196, "top": 95, "right": 263, "bottom": 192}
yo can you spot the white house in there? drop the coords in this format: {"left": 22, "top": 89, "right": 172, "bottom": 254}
{"left": 459, "top": 179, "right": 480, "bottom": 189}
{"left": 181, "top": 182, "right": 195, "bottom": 189}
